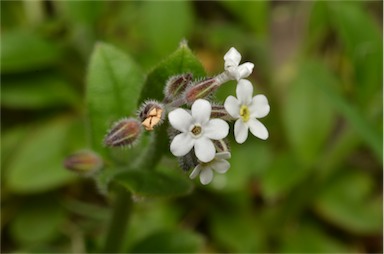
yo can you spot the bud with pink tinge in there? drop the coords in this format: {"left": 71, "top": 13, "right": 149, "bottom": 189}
{"left": 64, "top": 150, "right": 103, "bottom": 176}
{"left": 163, "top": 73, "right": 193, "bottom": 103}
{"left": 104, "top": 118, "right": 142, "bottom": 147}
{"left": 184, "top": 78, "right": 219, "bottom": 104}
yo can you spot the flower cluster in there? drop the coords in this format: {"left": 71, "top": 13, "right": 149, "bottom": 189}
{"left": 103, "top": 47, "right": 270, "bottom": 185}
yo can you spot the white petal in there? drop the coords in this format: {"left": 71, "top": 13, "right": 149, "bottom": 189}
{"left": 215, "top": 152, "right": 231, "bottom": 160}
{"left": 191, "top": 99, "right": 211, "bottom": 125}
{"left": 224, "top": 47, "right": 241, "bottom": 68}
{"left": 194, "top": 137, "right": 215, "bottom": 163}
{"left": 168, "top": 108, "right": 192, "bottom": 132}
{"left": 236, "top": 79, "right": 253, "bottom": 105}
{"left": 189, "top": 164, "right": 202, "bottom": 179}
{"left": 224, "top": 96, "right": 240, "bottom": 118}
{"left": 170, "top": 133, "right": 194, "bottom": 157}
{"left": 248, "top": 118, "right": 269, "bottom": 140}
{"left": 226, "top": 66, "right": 241, "bottom": 81}
{"left": 204, "top": 119, "right": 229, "bottom": 140}
{"left": 234, "top": 119, "right": 249, "bottom": 144}
{"left": 237, "top": 62, "right": 254, "bottom": 79}
{"left": 250, "top": 95, "right": 270, "bottom": 118}
{"left": 211, "top": 159, "right": 230, "bottom": 174}
{"left": 199, "top": 168, "right": 213, "bottom": 185}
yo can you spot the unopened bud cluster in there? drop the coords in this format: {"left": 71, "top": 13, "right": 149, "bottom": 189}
{"left": 70, "top": 47, "right": 270, "bottom": 185}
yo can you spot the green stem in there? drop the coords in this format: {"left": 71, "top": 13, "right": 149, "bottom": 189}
{"left": 103, "top": 186, "right": 132, "bottom": 253}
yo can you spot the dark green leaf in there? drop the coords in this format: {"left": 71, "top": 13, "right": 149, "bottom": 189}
{"left": 314, "top": 170, "right": 382, "bottom": 234}
{"left": 1, "top": 74, "right": 80, "bottom": 109}
{"left": 10, "top": 198, "right": 65, "bottom": 245}
{"left": 5, "top": 118, "right": 77, "bottom": 193}
{"left": 130, "top": 229, "right": 204, "bottom": 253}
{"left": 86, "top": 42, "right": 145, "bottom": 157}
{"left": 139, "top": 2, "right": 194, "bottom": 56}
{"left": 1, "top": 29, "right": 61, "bottom": 73}
{"left": 137, "top": 42, "right": 206, "bottom": 169}
{"left": 116, "top": 167, "right": 193, "bottom": 198}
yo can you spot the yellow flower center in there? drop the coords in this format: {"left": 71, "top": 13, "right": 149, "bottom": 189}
{"left": 191, "top": 125, "right": 202, "bottom": 136}
{"left": 240, "top": 105, "right": 250, "bottom": 122}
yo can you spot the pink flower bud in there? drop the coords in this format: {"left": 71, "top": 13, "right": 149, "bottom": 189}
{"left": 211, "top": 104, "right": 234, "bottom": 121}
{"left": 163, "top": 73, "right": 193, "bottom": 102}
{"left": 184, "top": 78, "right": 219, "bottom": 104}
{"left": 104, "top": 118, "right": 142, "bottom": 147}
{"left": 64, "top": 150, "right": 103, "bottom": 176}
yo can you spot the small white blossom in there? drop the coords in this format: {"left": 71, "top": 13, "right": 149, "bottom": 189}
{"left": 224, "top": 79, "right": 270, "bottom": 144}
{"left": 168, "top": 99, "right": 229, "bottom": 163}
{"left": 190, "top": 152, "right": 231, "bottom": 185}
{"left": 224, "top": 47, "right": 254, "bottom": 81}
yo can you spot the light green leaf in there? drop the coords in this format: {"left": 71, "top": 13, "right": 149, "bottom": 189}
{"left": 1, "top": 29, "right": 61, "bottom": 73}
{"left": 280, "top": 222, "right": 352, "bottom": 253}
{"left": 1, "top": 74, "right": 80, "bottom": 109}
{"left": 261, "top": 152, "right": 309, "bottom": 200}
{"left": 116, "top": 167, "right": 193, "bottom": 198}
{"left": 282, "top": 61, "right": 335, "bottom": 166}
{"left": 5, "top": 118, "right": 77, "bottom": 193}
{"left": 314, "top": 170, "right": 382, "bottom": 234}
{"left": 10, "top": 198, "right": 65, "bottom": 245}
{"left": 86, "top": 42, "right": 145, "bottom": 157}
{"left": 139, "top": 2, "right": 194, "bottom": 56}
{"left": 129, "top": 229, "right": 204, "bottom": 253}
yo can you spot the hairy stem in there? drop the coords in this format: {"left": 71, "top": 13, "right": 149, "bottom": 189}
{"left": 103, "top": 186, "right": 132, "bottom": 253}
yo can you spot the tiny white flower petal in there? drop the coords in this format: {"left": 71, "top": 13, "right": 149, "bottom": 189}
{"left": 248, "top": 118, "right": 269, "bottom": 140}
{"left": 237, "top": 62, "right": 254, "bottom": 79}
{"left": 194, "top": 137, "right": 215, "bottom": 163}
{"left": 249, "top": 95, "right": 270, "bottom": 118}
{"left": 191, "top": 99, "right": 211, "bottom": 125}
{"left": 189, "top": 164, "right": 202, "bottom": 179}
{"left": 215, "top": 152, "right": 231, "bottom": 160}
{"left": 234, "top": 119, "right": 249, "bottom": 144}
{"left": 204, "top": 119, "right": 229, "bottom": 140}
{"left": 224, "top": 95, "right": 240, "bottom": 118}
{"left": 168, "top": 108, "right": 192, "bottom": 132}
{"left": 224, "top": 47, "right": 241, "bottom": 67}
{"left": 170, "top": 133, "right": 194, "bottom": 157}
{"left": 236, "top": 79, "right": 253, "bottom": 104}
{"left": 199, "top": 167, "right": 214, "bottom": 185}
{"left": 225, "top": 66, "right": 241, "bottom": 81}
{"left": 211, "top": 159, "right": 230, "bottom": 174}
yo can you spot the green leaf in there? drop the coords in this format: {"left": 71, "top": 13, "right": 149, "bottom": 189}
{"left": 261, "top": 152, "right": 309, "bottom": 200}
{"left": 282, "top": 61, "right": 335, "bottom": 166}
{"left": 220, "top": 1, "right": 268, "bottom": 37}
{"left": 5, "top": 118, "right": 77, "bottom": 193}
{"left": 137, "top": 42, "right": 206, "bottom": 169}
{"left": 139, "top": 2, "right": 194, "bottom": 56}
{"left": 86, "top": 42, "right": 145, "bottom": 157}
{"left": 130, "top": 229, "right": 204, "bottom": 253}
{"left": 280, "top": 222, "right": 351, "bottom": 253}
{"left": 327, "top": 2, "right": 382, "bottom": 104}
{"left": 1, "top": 74, "right": 80, "bottom": 109}
{"left": 10, "top": 197, "right": 65, "bottom": 245}
{"left": 1, "top": 29, "right": 61, "bottom": 73}
{"left": 116, "top": 167, "right": 193, "bottom": 198}
{"left": 314, "top": 170, "right": 382, "bottom": 234}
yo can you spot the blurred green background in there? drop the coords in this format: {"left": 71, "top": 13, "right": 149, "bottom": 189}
{"left": 1, "top": 1, "right": 382, "bottom": 253}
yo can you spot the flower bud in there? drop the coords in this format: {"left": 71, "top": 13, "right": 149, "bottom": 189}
{"left": 184, "top": 78, "right": 219, "bottom": 104}
{"left": 138, "top": 100, "right": 165, "bottom": 131}
{"left": 211, "top": 104, "right": 234, "bottom": 121}
{"left": 104, "top": 118, "right": 142, "bottom": 147}
{"left": 213, "top": 139, "right": 230, "bottom": 153}
{"left": 163, "top": 73, "right": 193, "bottom": 102}
{"left": 64, "top": 150, "right": 103, "bottom": 176}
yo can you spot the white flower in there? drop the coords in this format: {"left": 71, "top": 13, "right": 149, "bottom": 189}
{"left": 224, "top": 79, "right": 270, "bottom": 144}
{"left": 190, "top": 152, "right": 231, "bottom": 185}
{"left": 224, "top": 47, "right": 254, "bottom": 81}
{"left": 168, "top": 99, "right": 229, "bottom": 163}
